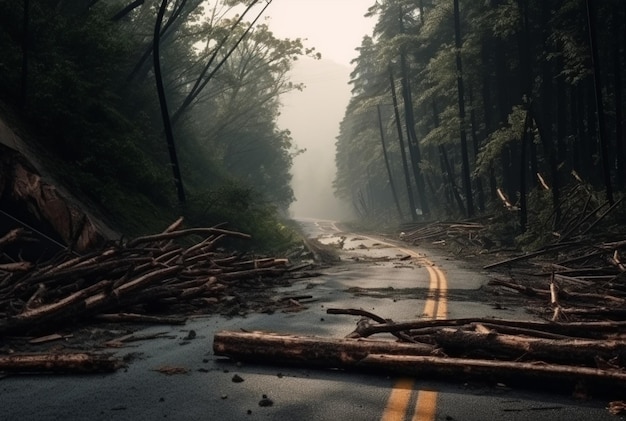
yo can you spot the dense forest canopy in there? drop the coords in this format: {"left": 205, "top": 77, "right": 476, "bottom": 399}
{"left": 334, "top": 0, "right": 625, "bottom": 246}
{"left": 0, "top": 0, "right": 316, "bottom": 251}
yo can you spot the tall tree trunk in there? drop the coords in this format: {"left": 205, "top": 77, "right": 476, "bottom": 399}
{"left": 452, "top": 0, "right": 473, "bottom": 218}
{"left": 613, "top": 9, "right": 625, "bottom": 190}
{"left": 432, "top": 102, "right": 465, "bottom": 215}
{"left": 480, "top": 40, "right": 498, "bottom": 204}
{"left": 519, "top": 108, "right": 533, "bottom": 232}
{"left": 586, "top": 0, "right": 614, "bottom": 204}
{"left": 516, "top": 0, "right": 532, "bottom": 231}
{"left": 494, "top": 32, "right": 515, "bottom": 200}
{"left": 535, "top": 1, "right": 560, "bottom": 228}
{"left": 377, "top": 104, "right": 404, "bottom": 221}
{"left": 111, "top": 0, "right": 144, "bottom": 21}
{"left": 126, "top": 0, "right": 190, "bottom": 83}
{"left": 399, "top": 54, "right": 429, "bottom": 217}
{"left": 389, "top": 67, "right": 418, "bottom": 221}
{"left": 467, "top": 86, "right": 485, "bottom": 212}
{"left": 154, "top": 0, "right": 185, "bottom": 204}
{"left": 569, "top": 85, "right": 581, "bottom": 175}
{"left": 20, "top": 0, "right": 30, "bottom": 112}
{"left": 397, "top": 5, "right": 429, "bottom": 217}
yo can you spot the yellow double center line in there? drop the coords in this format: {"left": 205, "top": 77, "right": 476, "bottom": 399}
{"left": 381, "top": 247, "right": 448, "bottom": 421}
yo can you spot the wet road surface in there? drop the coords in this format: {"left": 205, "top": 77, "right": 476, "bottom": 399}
{"left": 1, "top": 218, "right": 620, "bottom": 420}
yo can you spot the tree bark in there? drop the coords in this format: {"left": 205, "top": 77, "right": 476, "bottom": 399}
{"left": 389, "top": 66, "right": 418, "bottom": 221}
{"left": 453, "top": 0, "right": 473, "bottom": 218}
{"left": 213, "top": 331, "right": 435, "bottom": 367}
{"left": 360, "top": 354, "right": 626, "bottom": 392}
{"left": 0, "top": 353, "right": 122, "bottom": 373}
{"left": 586, "top": 0, "right": 614, "bottom": 205}
{"left": 153, "top": 0, "right": 185, "bottom": 203}
{"left": 377, "top": 104, "right": 404, "bottom": 221}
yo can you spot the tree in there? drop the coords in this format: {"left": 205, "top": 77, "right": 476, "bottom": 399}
{"left": 153, "top": 0, "right": 185, "bottom": 203}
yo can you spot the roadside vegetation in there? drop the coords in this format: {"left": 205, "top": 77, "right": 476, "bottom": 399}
{"left": 334, "top": 0, "right": 625, "bottom": 249}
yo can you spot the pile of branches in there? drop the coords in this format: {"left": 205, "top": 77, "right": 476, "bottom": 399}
{"left": 484, "top": 238, "right": 626, "bottom": 322}
{"left": 0, "top": 217, "right": 298, "bottom": 337}
{"left": 399, "top": 220, "right": 487, "bottom": 249}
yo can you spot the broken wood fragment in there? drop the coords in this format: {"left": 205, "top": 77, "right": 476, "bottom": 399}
{"left": 94, "top": 313, "right": 187, "bottom": 325}
{"left": 0, "top": 352, "right": 122, "bottom": 373}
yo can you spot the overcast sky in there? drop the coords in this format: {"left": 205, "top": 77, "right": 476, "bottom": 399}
{"left": 260, "top": 1, "right": 375, "bottom": 220}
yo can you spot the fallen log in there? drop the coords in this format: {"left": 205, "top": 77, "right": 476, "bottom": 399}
{"left": 432, "top": 327, "right": 626, "bottom": 366}
{"left": 0, "top": 352, "right": 123, "bottom": 373}
{"left": 482, "top": 243, "right": 575, "bottom": 270}
{"left": 212, "top": 331, "right": 436, "bottom": 367}
{"left": 94, "top": 312, "right": 187, "bottom": 325}
{"left": 359, "top": 354, "right": 626, "bottom": 393}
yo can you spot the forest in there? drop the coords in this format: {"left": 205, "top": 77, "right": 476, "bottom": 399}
{"left": 0, "top": 0, "right": 314, "bottom": 251}
{"left": 334, "top": 0, "right": 625, "bottom": 248}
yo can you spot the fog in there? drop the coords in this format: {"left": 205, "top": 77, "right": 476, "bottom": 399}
{"left": 279, "top": 58, "right": 354, "bottom": 220}
{"left": 263, "top": 1, "right": 374, "bottom": 221}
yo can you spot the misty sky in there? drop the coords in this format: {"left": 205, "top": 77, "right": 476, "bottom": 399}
{"left": 261, "top": 1, "right": 375, "bottom": 220}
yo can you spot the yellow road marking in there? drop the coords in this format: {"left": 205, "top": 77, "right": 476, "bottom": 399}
{"left": 412, "top": 390, "right": 438, "bottom": 421}
{"left": 380, "top": 378, "right": 414, "bottom": 421}
{"left": 330, "top": 232, "right": 445, "bottom": 421}
{"left": 377, "top": 243, "right": 446, "bottom": 421}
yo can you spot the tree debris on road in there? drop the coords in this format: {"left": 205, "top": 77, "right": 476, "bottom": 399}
{"left": 213, "top": 307, "right": 626, "bottom": 398}
{"left": 0, "top": 217, "right": 300, "bottom": 338}
{"left": 0, "top": 352, "right": 122, "bottom": 373}
{"left": 0, "top": 218, "right": 311, "bottom": 374}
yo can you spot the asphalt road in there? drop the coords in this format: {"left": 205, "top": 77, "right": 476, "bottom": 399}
{"left": 1, "top": 218, "right": 621, "bottom": 420}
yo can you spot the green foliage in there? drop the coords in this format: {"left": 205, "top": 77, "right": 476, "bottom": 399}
{"left": 475, "top": 105, "right": 528, "bottom": 176}
{"left": 185, "top": 182, "right": 300, "bottom": 253}
{"left": 513, "top": 188, "right": 557, "bottom": 250}
{"left": 0, "top": 0, "right": 314, "bottom": 251}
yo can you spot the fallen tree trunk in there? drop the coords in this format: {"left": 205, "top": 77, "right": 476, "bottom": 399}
{"left": 359, "top": 354, "right": 626, "bottom": 392}
{"left": 212, "top": 331, "right": 436, "bottom": 367}
{"left": 432, "top": 327, "right": 626, "bottom": 366}
{"left": 326, "top": 313, "right": 626, "bottom": 339}
{"left": 0, "top": 353, "right": 122, "bottom": 373}
{"left": 94, "top": 312, "right": 187, "bottom": 325}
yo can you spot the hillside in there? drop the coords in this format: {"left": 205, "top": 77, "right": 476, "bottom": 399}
{"left": 0, "top": 115, "right": 120, "bottom": 256}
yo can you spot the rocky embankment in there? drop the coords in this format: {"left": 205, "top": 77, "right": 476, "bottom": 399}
{"left": 0, "top": 118, "right": 115, "bottom": 255}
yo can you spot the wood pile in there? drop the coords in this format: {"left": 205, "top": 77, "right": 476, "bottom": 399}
{"left": 0, "top": 217, "right": 298, "bottom": 338}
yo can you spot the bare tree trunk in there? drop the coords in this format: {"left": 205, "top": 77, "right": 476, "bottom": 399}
{"left": 389, "top": 67, "right": 418, "bottom": 221}
{"left": 467, "top": 86, "right": 485, "bottom": 212}
{"left": 586, "top": 0, "right": 614, "bottom": 204}
{"left": 432, "top": 101, "right": 465, "bottom": 215}
{"left": 111, "top": 0, "right": 145, "bottom": 21}
{"left": 153, "top": 0, "right": 185, "bottom": 203}
{"left": 398, "top": 5, "right": 429, "bottom": 217}
{"left": 519, "top": 107, "right": 532, "bottom": 232}
{"left": 20, "top": 0, "right": 30, "bottom": 113}
{"left": 453, "top": 0, "right": 473, "bottom": 218}
{"left": 377, "top": 104, "right": 404, "bottom": 221}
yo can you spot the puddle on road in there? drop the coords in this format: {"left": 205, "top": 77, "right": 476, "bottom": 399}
{"left": 343, "top": 285, "right": 494, "bottom": 304}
